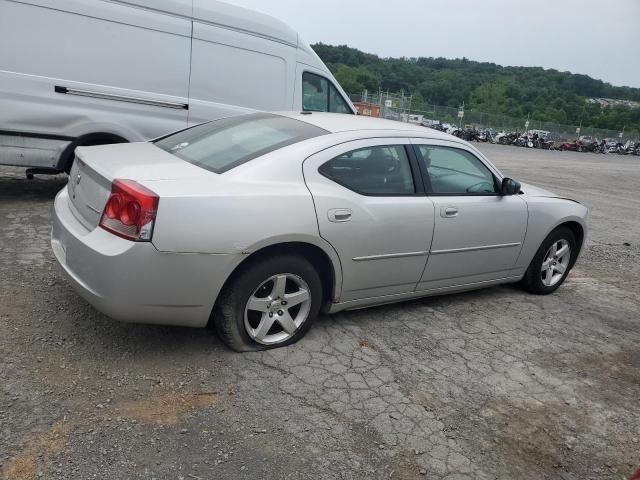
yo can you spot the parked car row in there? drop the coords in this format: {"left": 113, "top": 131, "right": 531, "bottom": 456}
{"left": 421, "top": 121, "right": 639, "bottom": 155}
{"left": 557, "top": 138, "right": 640, "bottom": 155}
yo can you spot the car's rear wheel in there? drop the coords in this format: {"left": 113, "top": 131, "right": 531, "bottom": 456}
{"left": 521, "top": 226, "right": 576, "bottom": 294}
{"left": 214, "top": 255, "right": 323, "bottom": 351}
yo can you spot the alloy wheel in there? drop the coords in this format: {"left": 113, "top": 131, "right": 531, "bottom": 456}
{"left": 244, "top": 273, "right": 311, "bottom": 345}
{"left": 541, "top": 239, "right": 571, "bottom": 287}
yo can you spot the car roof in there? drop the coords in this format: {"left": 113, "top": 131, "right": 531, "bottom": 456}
{"left": 276, "top": 112, "right": 453, "bottom": 139}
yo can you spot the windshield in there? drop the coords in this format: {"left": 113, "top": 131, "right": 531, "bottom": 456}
{"left": 154, "top": 113, "right": 327, "bottom": 173}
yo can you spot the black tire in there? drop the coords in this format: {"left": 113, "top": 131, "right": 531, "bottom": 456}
{"left": 213, "top": 255, "right": 323, "bottom": 352}
{"left": 521, "top": 226, "right": 576, "bottom": 295}
{"left": 60, "top": 134, "right": 128, "bottom": 174}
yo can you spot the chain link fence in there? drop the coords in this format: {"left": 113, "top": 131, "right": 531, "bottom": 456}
{"left": 350, "top": 90, "right": 640, "bottom": 142}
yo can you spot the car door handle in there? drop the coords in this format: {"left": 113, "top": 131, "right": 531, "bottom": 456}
{"left": 328, "top": 208, "right": 352, "bottom": 222}
{"left": 441, "top": 206, "right": 459, "bottom": 218}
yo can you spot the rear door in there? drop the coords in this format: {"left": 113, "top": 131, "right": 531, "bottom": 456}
{"left": 411, "top": 139, "right": 527, "bottom": 290}
{"left": 303, "top": 138, "right": 435, "bottom": 302}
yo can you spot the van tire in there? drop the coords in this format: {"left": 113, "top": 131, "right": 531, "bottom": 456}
{"left": 60, "top": 133, "right": 128, "bottom": 174}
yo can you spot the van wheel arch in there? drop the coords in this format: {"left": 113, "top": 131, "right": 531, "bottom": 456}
{"left": 60, "top": 133, "right": 129, "bottom": 174}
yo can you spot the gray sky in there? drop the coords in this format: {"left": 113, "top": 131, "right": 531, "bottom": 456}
{"left": 224, "top": 0, "right": 640, "bottom": 88}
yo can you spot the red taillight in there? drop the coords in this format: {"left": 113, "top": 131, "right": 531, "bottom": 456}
{"left": 99, "top": 179, "right": 159, "bottom": 241}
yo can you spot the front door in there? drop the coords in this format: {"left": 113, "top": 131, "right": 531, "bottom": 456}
{"left": 303, "top": 138, "right": 435, "bottom": 302}
{"left": 411, "top": 139, "right": 528, "bottom": 291}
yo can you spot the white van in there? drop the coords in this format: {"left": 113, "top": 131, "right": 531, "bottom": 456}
{"left": 0, "top": 0, "right": 355, "bottom": 176}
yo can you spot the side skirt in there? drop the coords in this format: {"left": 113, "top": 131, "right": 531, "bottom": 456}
{"left": 325, "top": 275, "right": 523, "bottom": 314}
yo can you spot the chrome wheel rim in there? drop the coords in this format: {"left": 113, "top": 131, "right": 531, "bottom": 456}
{"left": 541, "top": 239, "right": 571, "bottom": 287}
{"left": 244, "top": 273, "right": 311, "bottom": 345}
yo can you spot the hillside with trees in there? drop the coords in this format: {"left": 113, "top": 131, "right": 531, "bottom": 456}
{"left": 312, "top": 43, "right": 640, "bottom": 131}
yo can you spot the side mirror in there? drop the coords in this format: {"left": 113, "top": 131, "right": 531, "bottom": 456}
{"left": 500, "top": 177, "right": 521, "bottom": 196}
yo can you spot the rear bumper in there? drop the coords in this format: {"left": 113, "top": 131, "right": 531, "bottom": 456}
{"left": 51, "top": 186, "right": 238, "bottom": 327}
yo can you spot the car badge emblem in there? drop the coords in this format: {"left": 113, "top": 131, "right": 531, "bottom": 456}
{"left": 76, "top": 173, "right": 82, "bottom": 185}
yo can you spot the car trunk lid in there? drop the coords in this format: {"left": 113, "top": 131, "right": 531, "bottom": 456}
{"left": 67, "top": 142, "right": 208, "bottom": 230}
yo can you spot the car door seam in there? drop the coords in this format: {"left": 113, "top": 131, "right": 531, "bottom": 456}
{"left": 513, "top": 196, "right": 531, "bottom": 268}
{"left": 414, "top": 197, "right": 436, "bottom": 292}
{"left": 301, "top": 157, "right": 345, "bottom": 301}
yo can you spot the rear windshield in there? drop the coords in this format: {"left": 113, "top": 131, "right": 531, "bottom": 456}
{"left": 154, "top": 113, "right": 327, "bottom": 173}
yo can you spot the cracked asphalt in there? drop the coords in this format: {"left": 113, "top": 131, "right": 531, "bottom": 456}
{"left": 1, "top": 144, "right": 639, "bottom": 480}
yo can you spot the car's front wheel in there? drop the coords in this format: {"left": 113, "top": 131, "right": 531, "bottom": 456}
{"left": 521, "top": 226, "right": 576, "bottom": 294}
{"left": 214, "top": 255, "right": 323, "bottom": 351}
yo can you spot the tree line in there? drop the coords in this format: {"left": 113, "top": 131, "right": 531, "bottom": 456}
{"left": 312, "top": 43, "right": 640, "bottom": 132}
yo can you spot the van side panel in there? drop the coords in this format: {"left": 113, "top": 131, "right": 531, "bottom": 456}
{"left": 0, "top": 0, "right": 191, "bottom": 168}
{"left": 112, "top": 0, "right": 193, "bottom": 18}
{"left": 188, "top": 22, "right": 295, "bottom": 124}
{"left": 1, "top": 0, "right": 191, "bottom": 95}
{"left": 192, "top": 0, "right": 298, "bottom": 47}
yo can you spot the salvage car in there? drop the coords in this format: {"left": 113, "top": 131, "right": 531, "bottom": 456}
{"left": 51, "top": 112, "right": 588, "bottom": 351}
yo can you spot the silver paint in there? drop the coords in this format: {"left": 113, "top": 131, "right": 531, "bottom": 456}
{"left": 51, "top": 113, "right": 589, "bottom": 328}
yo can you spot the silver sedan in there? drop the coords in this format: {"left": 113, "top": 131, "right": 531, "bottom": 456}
{"left": 51, "top": 112, "right": 588, "bottom": 351}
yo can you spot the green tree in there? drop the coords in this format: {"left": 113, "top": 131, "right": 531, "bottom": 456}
{"left": 312, "top": 43, "right": 640, "bottom": 132}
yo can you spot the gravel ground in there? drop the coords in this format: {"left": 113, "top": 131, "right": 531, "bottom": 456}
{"left": 1, "top": 145, "right": 639, "bottom": 480}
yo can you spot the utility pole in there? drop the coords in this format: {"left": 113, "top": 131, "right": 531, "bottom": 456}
{"left": 577, "top": 101, "right": 586, "bottom": 139}
{"left": 577, "top": 118, "right": 582, "bottom": 140}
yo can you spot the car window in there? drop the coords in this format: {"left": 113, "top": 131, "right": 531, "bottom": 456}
{"left": 303, "top": 72, "right": 352, "bottom": 113}
{"left": 416, "top": 145, "right": 497, "bottom": 194}
{"left": 319, "top": 145, "right": 415, "bottom": 195}
{"left": 154, "top": 113, "right": 327, "bottom": 174}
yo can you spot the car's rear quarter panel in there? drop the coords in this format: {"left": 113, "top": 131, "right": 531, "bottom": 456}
{"left": 148, "top": 156, "right": 320, "bottom": 255}
{"left": 52, "top": 187, "right": 235, "bottom": 327}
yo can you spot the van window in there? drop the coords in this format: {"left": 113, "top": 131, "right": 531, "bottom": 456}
{"left": 303, "top": 73, "right": 352, "bottom": 113}
{"left": 155, "top": 113, "right": 327, "bottom": 173}
{"left": 329, "top": 85, "right": 352, "bottom": 113}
